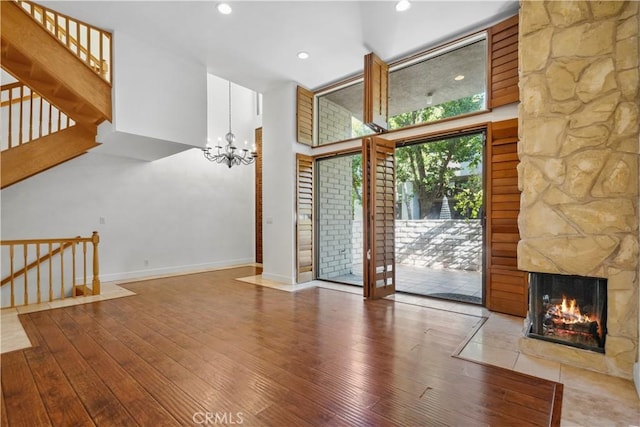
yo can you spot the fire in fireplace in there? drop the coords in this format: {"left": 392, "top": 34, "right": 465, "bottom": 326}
{"left": 528, "top": 273, "right": 607, "bottom": 353}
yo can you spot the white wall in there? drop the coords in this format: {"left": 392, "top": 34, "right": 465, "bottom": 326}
{"left": 207, "top": 75, "right": 262, "bottom": 149}
{"left": 261, "top": 82, "right": 310, "bottom": 284}
{"left": 111, "top": 31, "right": 207, "bottom": 147}
{"left": 0, "top": 73, "right": 260, "bottom": 283}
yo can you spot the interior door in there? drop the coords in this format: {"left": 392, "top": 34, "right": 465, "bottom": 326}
{"left": 363, "top": 136, "right": 396, "bottom": 299}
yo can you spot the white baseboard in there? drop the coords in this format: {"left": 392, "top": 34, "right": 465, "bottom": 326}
{"left": 260, "top": 272, "right": 295, "bottom": 285}
{"left": 100, "top": 258, "right": 256, "bottom": 283}
{"left": 634, "top": 362, "right": 640, "bottom": 400}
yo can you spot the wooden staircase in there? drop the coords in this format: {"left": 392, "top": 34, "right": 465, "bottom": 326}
{"left": 1, "top": 125, "right": 99, "bottom": 187}
{"left": 1, "top": 0, "right": 112, "bottom": 188}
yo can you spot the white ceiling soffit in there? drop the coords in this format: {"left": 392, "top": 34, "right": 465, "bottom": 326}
{"left": 39, "top": 1, "right": 519, "bottom": 93}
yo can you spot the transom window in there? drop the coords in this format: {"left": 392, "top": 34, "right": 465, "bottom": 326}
{"left": 388, "top": 34, "right": 487, "bottom": 130}
{"left": 316, "top": 80, "right": 375, "bottom": 146}
{"left": 313, "top": 33, "right": 488, "bottom": 146}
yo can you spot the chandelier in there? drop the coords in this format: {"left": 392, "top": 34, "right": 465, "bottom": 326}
{"left": 203, "top": 81, "right": 256, "bottom": 168}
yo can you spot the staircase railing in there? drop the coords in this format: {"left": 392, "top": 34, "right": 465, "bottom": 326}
{"left": 1, "top": 82, "right": 75, "bottom": 150}
{"left": 1, "top": 232, "right": 101, "bottom": 308}
{"left": 15, "top": 0, "right": 112, "bottom": 84}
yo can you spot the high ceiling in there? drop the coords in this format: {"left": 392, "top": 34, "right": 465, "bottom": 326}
{"left": 40, "top": 1, "right": 519, "bottom": 94}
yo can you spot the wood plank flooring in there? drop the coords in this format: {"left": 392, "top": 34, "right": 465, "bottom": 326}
{"left": 1, "top": 266, "right": 562, "bottom": 426}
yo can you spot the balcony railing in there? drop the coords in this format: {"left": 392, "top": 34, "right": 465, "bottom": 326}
{"left": 16, "top": 0, "right": 112, "bottom": 84}
{"left": 1, "top": 82, "right": 75, "bottom": 150}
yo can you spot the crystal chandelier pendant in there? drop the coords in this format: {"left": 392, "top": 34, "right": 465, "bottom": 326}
{"left": 202, "top": 80, "right": 257, "bottom": 168}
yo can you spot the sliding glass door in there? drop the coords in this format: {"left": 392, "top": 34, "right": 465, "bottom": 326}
{"left": 316, "top": 153, "right": 363, "bottom": 286}
{"left": 395, "top": 131, "right": 485, "bottom": 304}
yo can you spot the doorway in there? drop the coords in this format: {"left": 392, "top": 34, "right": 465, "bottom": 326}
{"left": 313, "top": 132, "right": 484, "bottom": 304}
{"left": 394, "top": 131, "right": 485, "bottom": 304}
{"left": 315, "top": 152, "right": 363, "bottom": 286}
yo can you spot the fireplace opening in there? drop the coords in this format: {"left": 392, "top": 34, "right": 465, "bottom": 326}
{"left": 527, "top": 273, "right": 607, "bottom": 353}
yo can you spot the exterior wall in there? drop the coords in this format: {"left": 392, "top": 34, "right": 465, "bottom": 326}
{"left": 318, "top": 156, "right": 353, "bottom": 278}
{"left": 351, "top": 219, "right": 483, "bottom": 271}
{"left": 318, "top": 97, "right": 352, "bottom": 144}
{"left": 518, "top": 0, "right": 639, "bottom": 379}
{"left": 352, "top": 219, "right": 363, "bottom": 268}
{"left": 396, "top": 220, "right": 482, "bottom": 270}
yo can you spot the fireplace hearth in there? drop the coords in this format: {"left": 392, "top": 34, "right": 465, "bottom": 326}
{"left": 527, "top": 273, "right": 607, "bottom": 353}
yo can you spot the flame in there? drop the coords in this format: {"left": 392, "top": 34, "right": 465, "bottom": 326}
{"left": 556, "top": 295, "right": 591, "bottom": 324}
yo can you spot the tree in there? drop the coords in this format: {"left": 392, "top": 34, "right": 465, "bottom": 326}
{"left": 391, "top": 95, "right": 484, "bottom": 219}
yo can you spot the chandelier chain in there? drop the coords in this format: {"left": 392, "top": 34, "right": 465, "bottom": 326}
{"left": 202, "top": 80, "right": 257, "bottom": 168}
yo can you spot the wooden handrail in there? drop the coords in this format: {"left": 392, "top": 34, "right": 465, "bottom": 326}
{"left": 1, "top": 231, "right": 101, "bottom": 307}
{"left": 15, "top": 0, "right": 112, "bottom": 84}
{"left": 1, "top": 82, "right": 74, "bottom": 150}
{"left": 1, "top": 235, "right": 95, "bottom": 245}
{"left": 0, "top": 91, "right": 41, "bottom": 108}
{"left": 0, "top": 82, "right": 23, "bottom": 91}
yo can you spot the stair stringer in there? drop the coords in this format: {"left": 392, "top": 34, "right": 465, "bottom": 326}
{"left": 0, "top": 0, "right": 111, "bottom": 125}
{"left": 1, "top": 124, "right": 99, "bottom": 188}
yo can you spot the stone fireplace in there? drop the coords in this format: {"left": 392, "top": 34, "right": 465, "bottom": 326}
{"left": 517, "top": 0, "right": 639, "bottom": 379}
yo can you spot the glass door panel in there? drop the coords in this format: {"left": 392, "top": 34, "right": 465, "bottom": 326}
{"left": 395, "top": 132, "right": 484, "bottom": 304}
{"left": 316, "top": 153, "right": 363, "bottom": 286}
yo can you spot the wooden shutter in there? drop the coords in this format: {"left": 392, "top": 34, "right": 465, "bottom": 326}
{"left": 486, "top": 118, "right": 527, "bottom": 316}
{"left": 363, "top": 136, "right": 395, "bottom": 299}
{"left": 255, "top": 127, "right": 263, "bottom": 264}
{"left": 363, "top": 53, "right": 389, "bottom": 133}
{"left": 296, "top": 86, "right": 314, "bottom": 146}
{"left": 488, "top": 15, "right": 519, "bottom": 108}
{"left": 296, "top": 154, "right": 314, "bottom": 283}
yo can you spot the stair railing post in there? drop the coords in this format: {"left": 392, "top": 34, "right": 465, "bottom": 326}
{"left": 91, "top": 231, "right": 100, "bottom": 295}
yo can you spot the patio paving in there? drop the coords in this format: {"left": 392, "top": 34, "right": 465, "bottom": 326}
{"left": 326, "top": 264, "right": 483, "bottom": 304}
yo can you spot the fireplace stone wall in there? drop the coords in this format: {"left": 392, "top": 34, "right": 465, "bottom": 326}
{"left": 517, "top": 0, "right": 639, "bottom": 378}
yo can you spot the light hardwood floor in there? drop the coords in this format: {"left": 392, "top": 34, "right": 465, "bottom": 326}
{"left": 1, "top": 266, "right": 562, "bottom": 426}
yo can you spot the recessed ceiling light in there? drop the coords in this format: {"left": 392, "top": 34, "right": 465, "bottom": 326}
{"left": 454, "top": 75, "right": 465, "bottom": 81}
{"left": 217, "top": 3, "right": 232, "bottom": 15}
{"left": 297, "top": 51, "right": 310, "bottom": 60}
{"left": 395, "top": 0, "right": 411, "bottom": 12}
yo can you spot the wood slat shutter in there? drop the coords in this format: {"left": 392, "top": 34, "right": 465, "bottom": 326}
{"left": 363, "top": 53, "right": 389, "bottom": 133}
{"left": 486, "top": 118, "right": 527, "bottom": 317}
{"left": 296, "top": 86, "right": 314, "bottom": 146}
{"left": 363, "top": 136, "right": 395, "bottom": 299}
{"left": 488, "top": 15, "right": 519, "bottom": 108}
{"left": 255, "top": 127, "right": 263, "bottom": 264}
{"left": 296, "top": 154, "right": 314, "bottom": 283}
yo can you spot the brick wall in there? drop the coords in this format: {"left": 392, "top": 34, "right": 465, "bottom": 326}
{"left": 318, "top": 156, "right": 354, "bottom": 278}
{"left": 351, "top": 219, "right": 482, "bottom": 271}
{"left": 318, "top": 97, "right": 352, "bottom": 144}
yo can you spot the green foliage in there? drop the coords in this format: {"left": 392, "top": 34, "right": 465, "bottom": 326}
{"left": 388, "top": 93, "right": 484, "bottom": 130}
{"left": 454, "top": 175, "right": 483, "bottom": 219}
{"left": 351, "top": 154, "right": 362, "bottom": 209}
{"left": 392, "top": 95, "right": 484, "bottom": 219}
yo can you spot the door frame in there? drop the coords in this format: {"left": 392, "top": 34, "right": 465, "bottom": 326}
{"left": 394, "top": 126, "right": 488, "bottom": 305}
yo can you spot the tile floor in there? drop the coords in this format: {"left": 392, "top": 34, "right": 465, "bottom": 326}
{"left": 2, "top": 273, "right": 639, "bottom": 426}
{"left": 328, "top": 264, "right": 483, "bottom": 303}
